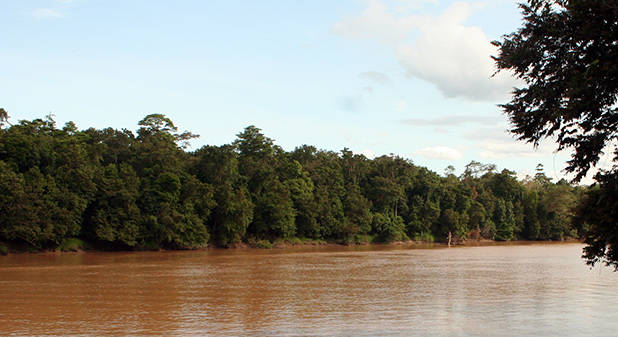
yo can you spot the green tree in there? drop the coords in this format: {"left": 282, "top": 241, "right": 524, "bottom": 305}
{"left": 134, "top": 114, "right": 211, "bottom": 249}
{"left": 372, "top": 212, "right": 408, "bottom": 242}
{"left": 83, "top": 127, "right": 136, "bottom": 166}
{"left": 468, "top": 200, "right": 488, "bottom": 239}
{"left": 522, "top": 187, "right": 541, "bottom": 240}
{"left": 493, "top": 200, "right": 515, "bottom": 241}
{"left": 367, "top": 156, "right": 410, "bottom": 218}
{"left": 405, "top": 167, "right": 442, "bottom": 239}
{"left": 0, "top": 165, "right": 81, "bottom": 248}
{"left": 234, "top": 126, "right": 296, "bottom": 240}
{"left": 193, "top": 145, "right": 253, "bottom": 247}
{"left": 0, "top": 117, "right": 93, "bottom": 249}
{"left": 281, "top": 159, "right": 317, "bottom": 239}
{"left": 342, "top": 182, "right": 373, "bottom": 239}
{"left": 84, "top": 164, "right": 140, "bottom": 247}
{"left": 0, "top": 108, "right": 9, "bottom": 128}
{"left": 304, "top": 151, "right": 345, "bottom": 240}
{"left": 437, "top": 208, "right": 461, "bottom": 241}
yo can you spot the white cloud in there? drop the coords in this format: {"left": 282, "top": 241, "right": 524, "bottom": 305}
{"left": 333, "top": 1, "right": 520, "bottom": 101}
{"left": 464, "top": 126, "right": 512, "bottom": 141}
{"left": 402, "top": 114, "right": 503, "bottom": 126}
{"left": 32, "top": 8, "right": 64, "bottom": 19}
{"left": 393, "top": 0, "right": 439, "bottom": 11}
{"left": 397, "top": 3, "right": 517, "bottom": 100}
{"left": 331, "top": 0, "right": 416, "bottom": 44}
{"left": 414, "top": 145, "right": 463, "bottom": 160}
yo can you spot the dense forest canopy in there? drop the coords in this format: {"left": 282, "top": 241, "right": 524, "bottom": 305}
{"left": 0, "top": 113, "right": 586, "bottom": 252}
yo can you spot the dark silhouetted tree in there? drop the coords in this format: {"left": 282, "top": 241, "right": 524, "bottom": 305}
{"left": 493, "top": 0, "right": 618, "bottom": 268}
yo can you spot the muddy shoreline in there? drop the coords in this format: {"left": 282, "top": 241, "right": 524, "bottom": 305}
{"left": 0, "top": 238, "right": 582, "bottom": 256}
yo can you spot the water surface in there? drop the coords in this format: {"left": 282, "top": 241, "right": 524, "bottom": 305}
{"left": 1, "top": 243, "right": 616, "bottom": 336}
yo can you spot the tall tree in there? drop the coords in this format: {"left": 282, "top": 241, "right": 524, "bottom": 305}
{"left": 84, "top": 163, "right": 140, "bottom": 247}
{"left": 493, "top": 0, "right": 618, "bottom": 268}
{"left": 192, "top": 145, "right": 253, "bottom": 247}
{"left": 580, "top": 173, "right": 618, "bottom": 269}
{"left": 492, "top": 0, "right": 617, "bottom": 180}
{"left": 0, "top": 108, "right": 9, "bottom": 128}
{"left": 234, "top": 126, "right": 296, "bottom": 240}
{"left": 134, "top": 114, "right": 210, "bottom": 249}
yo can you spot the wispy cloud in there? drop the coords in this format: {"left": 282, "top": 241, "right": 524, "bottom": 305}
{"left": 478, "top": 141, "right": 550, "bottom": 159}
{"left": 401, "top": 115, "right": 502, "bottom": 127}
{"left": 414, "top": 145, "right": 463, "bottom": 160}
{"left": 463, "top": 127, "right": 513, "bottom": 141}
{"left": 332, "top": 0, "right": 416, "bottom": 44}
{"left": 32, "top": 8, "right": 64, "bottom": 19}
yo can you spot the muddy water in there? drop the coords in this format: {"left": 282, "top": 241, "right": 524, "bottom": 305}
{"left": 1, "top": 243, "right": 617, "bottom": 336}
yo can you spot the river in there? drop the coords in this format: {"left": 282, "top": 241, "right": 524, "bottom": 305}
{"left": 1, "top": 242, "right": 617, "bottom": 336}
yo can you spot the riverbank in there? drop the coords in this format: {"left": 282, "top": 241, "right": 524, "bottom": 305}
{"left": 0, "top": 237, "right": 582, "bottom": 256}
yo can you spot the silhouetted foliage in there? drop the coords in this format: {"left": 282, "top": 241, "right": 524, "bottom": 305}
{"left": 580, "top": 172, "right": 618, "bottom": 270}
{"left": 493, "top": 0, "right": 618, "bottom": 269}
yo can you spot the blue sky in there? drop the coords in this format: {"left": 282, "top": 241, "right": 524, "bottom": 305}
{"left": 1, "top": 0, "right": 610, "bottom": 183}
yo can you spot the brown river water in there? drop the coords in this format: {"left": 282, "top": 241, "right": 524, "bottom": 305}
{"left": 1, "top": 242, "right": 617, "bottom": 336}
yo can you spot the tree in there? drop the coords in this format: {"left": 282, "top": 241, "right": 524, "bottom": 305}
{"left": 303, "top": 150, "right": 345, "bottom": 240}
{"left": 437, "top": 209, "right": 460, "bottom": 241}
{"left": 580, "top": 173, "right": 618, "bottom": 270}
{"left": 84, "top": 164, "right": 140, "bottom": 247}
{"left": 234, "top": 126, "right": 296, "bottom": 240}
{"left": 0, "top": 108, "right": 9, "bottom": 128}
{"left": 462, "top": 160, "right": 496, "bottom": 180}
{"left": 192, "top": 145, "right": 253, "bottom": 247}
{"left": 134, "top": 114, "right": 211, "bottom": 249}
{"left": 372, "top": 212, "right": 408, "bottom": 243}
{"left": 492, "top": 0, "right": 617, "bottom": 180}
{"left": 493, "top": 0, "right": 618, "bottom": 268}
{"left": 137, "top": 114, "right": 198, "bottom": 149}
{"left": 0, "top": 113, "right": 589, "bottom": 251}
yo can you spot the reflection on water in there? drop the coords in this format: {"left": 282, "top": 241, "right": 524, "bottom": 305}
{"left": 1, "top": 243, "right": 617, "bottom": 336}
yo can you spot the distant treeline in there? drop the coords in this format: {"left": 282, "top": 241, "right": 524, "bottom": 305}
{"left": 0, "top": 114, "right": 586, "bottom": 252}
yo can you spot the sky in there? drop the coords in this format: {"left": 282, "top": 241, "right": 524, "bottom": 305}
{"left": 0, "top": 0, "right": 612, "bottom": 184}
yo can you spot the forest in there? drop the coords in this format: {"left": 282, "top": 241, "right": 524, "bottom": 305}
{"left": 0, "top": 113, "right": 587, "bottom": 253}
